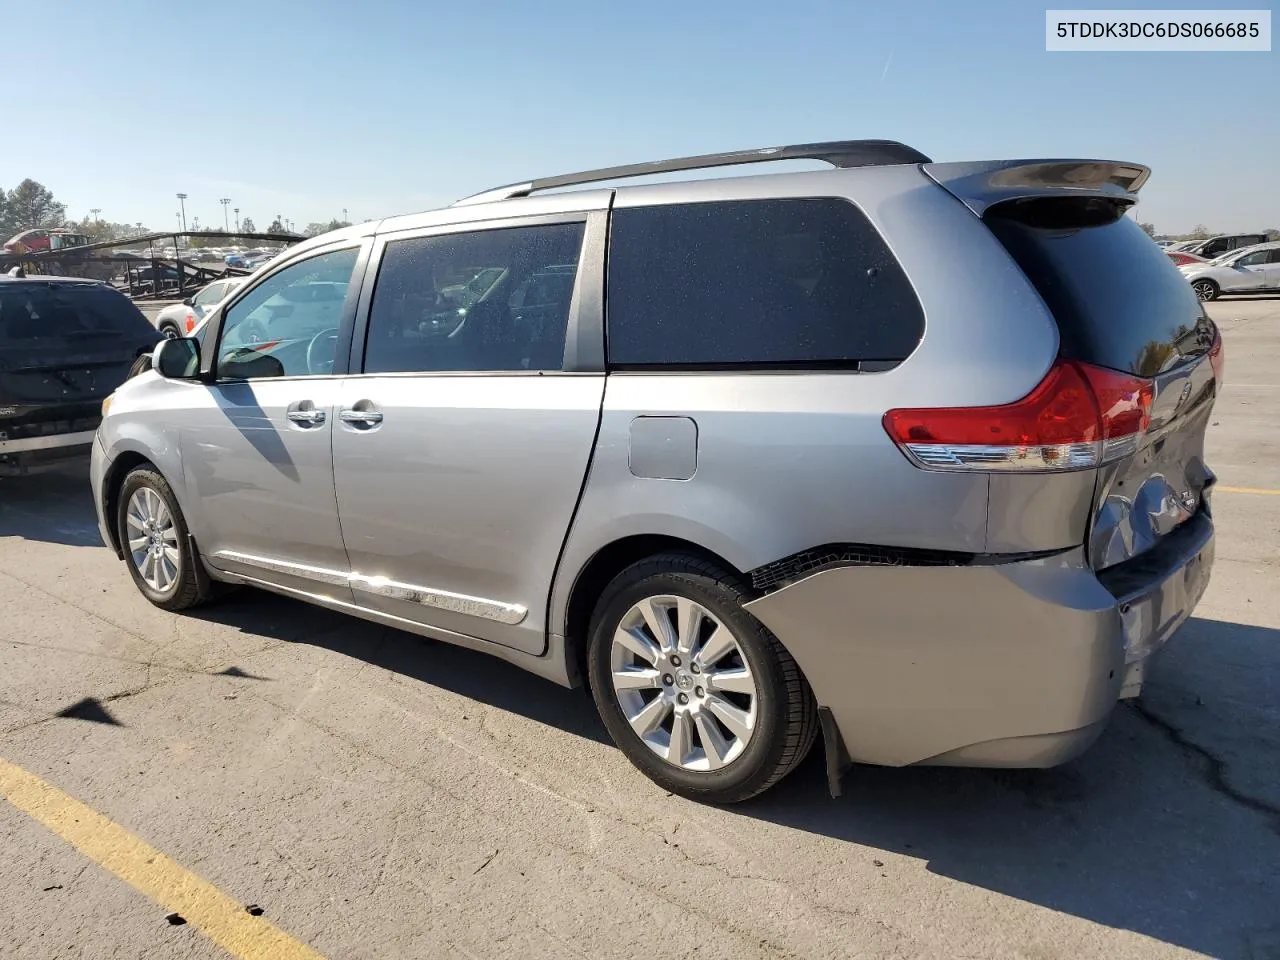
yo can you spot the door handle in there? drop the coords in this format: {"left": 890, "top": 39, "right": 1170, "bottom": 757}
{"left": 286, "top": 408, "right": 326, "bottom": 425}
{"left": 339, "top": 409, "right": 383, "bottom": 426}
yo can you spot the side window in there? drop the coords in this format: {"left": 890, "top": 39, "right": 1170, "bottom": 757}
{"left": 193, "top": 282, "right": 224, "bottom": 307}
{"left": 1269, "top": 250, "right": 1280, "bottom": 265}
{"left": 216, "top": 248, "right": 359, "bottom": 380}
{"left": 606, "top": 199, "right": 925, "bottom": 368}
{"left": 1236, "top": 250, "right": 1268, "bottom": 267}
{"left": 363, "top": 222, "right": 584, "bottom": 374}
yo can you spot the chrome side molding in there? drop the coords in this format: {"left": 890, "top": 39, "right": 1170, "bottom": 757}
{"left": 348, "top": 574, "right": 527, "bottom": 624}
{"left": 211, "top": 550, "right": 349, "bottom": 586}
{"left": 211, "top": 551, "right": 528, "bottom": 625}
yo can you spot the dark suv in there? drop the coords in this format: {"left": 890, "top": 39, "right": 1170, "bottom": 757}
{"left": 0, "top": 276, "right": 160, "bottom": 476}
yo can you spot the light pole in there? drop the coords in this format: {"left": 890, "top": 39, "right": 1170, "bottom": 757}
{"left": 175, "top": 193, "right": 188, "bottom": 233}
{"left": 219, "top": 197, "right": 231, "bottom": 231}
{"left": 234, "top": 207, "right": 240, "bottom": 231}
{"left": 342, "top": 208, "right": 348, "bottom": 223}
{"left": 90, "top": 208, "right": 102, "bottom": 222}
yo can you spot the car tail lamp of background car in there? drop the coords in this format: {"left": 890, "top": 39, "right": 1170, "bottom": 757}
{"left": 883, "top": 359, "right": 1156, "bottom": 472}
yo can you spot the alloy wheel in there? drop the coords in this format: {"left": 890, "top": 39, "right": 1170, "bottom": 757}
{"left": 124, "top": 487, "right": 181, "bottom": 593}
{"left": 609, "top": 594, "right": 759, "bottom": 771}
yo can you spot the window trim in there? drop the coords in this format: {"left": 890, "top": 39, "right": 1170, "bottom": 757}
{"left": 347, "top": 210, "right": 606, "bottom": 377}
{"left": 199, "top": 238, "right": 373, "bottom": 382}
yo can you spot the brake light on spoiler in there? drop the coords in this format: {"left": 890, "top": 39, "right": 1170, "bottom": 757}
{"left": 883, "top": 360, "right": 1154, "bottom": 472}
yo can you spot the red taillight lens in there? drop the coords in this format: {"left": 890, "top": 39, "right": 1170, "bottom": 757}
{"left": 1208, "top": 326, "right": 1224, "bottom": 383}
{"left": 883, "top": 359, "right": 1153, "bottom": 472}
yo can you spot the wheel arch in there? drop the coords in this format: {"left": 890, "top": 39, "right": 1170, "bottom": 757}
{"left": 100, "top": 450, "right": 160, "bottom": 557}
{"left": 560, "top": 534, "right": 745, "bottom": 692}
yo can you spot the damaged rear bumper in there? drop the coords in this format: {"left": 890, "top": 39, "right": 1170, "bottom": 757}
{"left": 744, "top": 515, "right": 1213, "bottom": 790}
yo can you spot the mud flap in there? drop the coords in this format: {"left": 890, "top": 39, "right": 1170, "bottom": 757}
{"left": 819, "top": 706, "right": 851, "bottom": 798}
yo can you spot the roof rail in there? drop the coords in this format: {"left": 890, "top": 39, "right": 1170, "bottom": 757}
{"left": 452, "top": 139, "right": 931, "bottom": 206}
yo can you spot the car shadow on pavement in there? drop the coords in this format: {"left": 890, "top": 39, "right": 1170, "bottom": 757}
{"left": 193, "top": 584, "right": 1280, "bottom": 957}
{"left": 738, "top": 616, "right": 1280, "bottom": 960}
{"left": 0, "top": 464, "right": 104, "bottom": 548}
{"left": 187, "top": 589, "right": 611, "bottom": 746}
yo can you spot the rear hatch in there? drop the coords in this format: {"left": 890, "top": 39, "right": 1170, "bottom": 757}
{"left": 0, "top": 282, "right": 160, "bottom": 436}
{"left": 982, "top": 196, "right": 1219, "bottom": 570}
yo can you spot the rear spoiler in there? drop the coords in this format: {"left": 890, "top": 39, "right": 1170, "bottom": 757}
{"left": 923, "top": 159, "right": 1151, "bottom": 217}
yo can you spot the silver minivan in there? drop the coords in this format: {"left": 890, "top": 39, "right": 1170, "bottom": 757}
{"left": 91, "top": 141, "right": 1220, "bottom": 802}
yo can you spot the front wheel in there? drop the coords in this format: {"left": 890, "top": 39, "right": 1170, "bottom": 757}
{"left": 587, "top": 553, "right": 818, "bottom": 803}
{"left": 116, "top": 467, "right": 213, "bottom": 611}
{"left": 1192, "top": 279, "right": 1219, "bottom": 302}
{"left": 159, "top": 323, "right": 180, "bottom": 338}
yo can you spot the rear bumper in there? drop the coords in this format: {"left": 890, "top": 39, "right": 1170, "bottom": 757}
{"left": 0, "top": 429, "right": 97, "bottom": 476}
{"left": 743, "top": 515, "right": 1213, "bottom": 771}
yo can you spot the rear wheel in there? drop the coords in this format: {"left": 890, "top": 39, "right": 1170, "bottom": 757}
{"left": 587, "top": 553, "right": 818, "bottom": 803}
{"left": 116, "top": 467, "right": 212, "bottom": 611}
{"left": 1192, "top": 279, "right": 1219, "bottom": 302}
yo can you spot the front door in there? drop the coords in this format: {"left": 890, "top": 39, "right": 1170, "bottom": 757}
{"left": 332, "top": 215, "right": 606, "bottom": 654}
{"left": 1229, "top": 248, "right": 1273, "bottom": 291}
{"left": 185, "top": 244, "right": 364, "bottom": 599}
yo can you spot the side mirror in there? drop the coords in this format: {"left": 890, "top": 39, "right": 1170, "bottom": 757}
{"left": 181, "top": 296, "right": 194, "bottom": 306}
{"left": 152, "top": 336, "right": 201, "bottom": 379}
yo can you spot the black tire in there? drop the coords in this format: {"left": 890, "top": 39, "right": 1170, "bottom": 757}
{"left": 126, "top": 353, "right": 153, "bottom": 380}
{"left": 587, "top": 553, "right": 818, "bottom": 803}
{"left": 1192, "top": 279, "right": 1219, "bottom": 302}
{"left": 116, "top": 467, "right": 213, "bottom": 611}
{"left": 158, "top": 322, "right": 180, "bottom": 338}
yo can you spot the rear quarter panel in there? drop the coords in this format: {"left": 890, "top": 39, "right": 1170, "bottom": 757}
{"left": 551, "top": 165, "right": 1065, "bottom": 637}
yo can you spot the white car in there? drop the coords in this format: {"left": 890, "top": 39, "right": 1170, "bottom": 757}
{"left": 153, "top": 277, "right": 247, "bottom": 338}
{"left": 1179, "top": 241, "right": 1280, "bottom": 302}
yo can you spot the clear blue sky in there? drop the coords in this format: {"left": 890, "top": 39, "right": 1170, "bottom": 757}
{"left": 6, "top": 0, "right": 1276, "bottom": 234}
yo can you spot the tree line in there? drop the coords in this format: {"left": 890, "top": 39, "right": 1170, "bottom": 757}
{"left": 1, "top": 178, "right": 352, "bottom": 245}
{"left": 1138, "top": 221, "right": 1280, "bottom": 242}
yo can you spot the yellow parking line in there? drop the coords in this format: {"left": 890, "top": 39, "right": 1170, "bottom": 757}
{"left": 0, "top": 757, "right": 326, "bottom": 960}
{"left": 1216, "top": 485, "right": 1280, "bottom": 496}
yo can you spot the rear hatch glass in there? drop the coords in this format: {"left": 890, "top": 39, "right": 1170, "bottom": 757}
{"left": 985, "top": 199, "right": 1218, "bottom": 570}
{"left": 0, "top": 283, "right": 160, "bottom": 404}
{"left": 985, "top": 199, "right": 1214, "bottom": 377}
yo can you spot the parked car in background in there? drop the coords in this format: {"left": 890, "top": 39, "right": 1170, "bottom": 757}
{"left": 153, "top": 277, "right": 247, "bottom": 338}
{"left": 92, "top": 141, "right": 1220, "bottom": 803}
{"left": 1177, "top": 233, "right": 1268, "bottom": 261}
{"left": 0, "top": 276, "right": 160, "bottom": 475}
{"left": 1180, "top": 240, "right": 1280, "bottom": 300}
{"left": 1167, "top": 249, "right": 1210, "bottom": 267}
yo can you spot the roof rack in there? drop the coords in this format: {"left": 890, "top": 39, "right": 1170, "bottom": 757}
{"left": 452, "top": 139, "right": 931, "bottom": 206}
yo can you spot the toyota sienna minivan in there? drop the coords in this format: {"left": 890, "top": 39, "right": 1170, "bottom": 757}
{"left": 91, "top": 141, "right": 1220, "bottom": 802}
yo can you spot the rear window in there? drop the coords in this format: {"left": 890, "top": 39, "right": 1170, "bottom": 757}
{"left": 0, "top": 283, "right": 159, "bottom": 346}
{"left": 985, "top": 199, "right": 1213, "bottom": 377}
{"left": 606, "top": 198, "right": 925, "bottom": 369}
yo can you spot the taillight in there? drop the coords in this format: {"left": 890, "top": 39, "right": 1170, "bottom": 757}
{"left": 1208, "top": 326, "right": 1224, "bottom": 383}
{"left": 883, "top": 359, "right": 1154, "bottom": 472}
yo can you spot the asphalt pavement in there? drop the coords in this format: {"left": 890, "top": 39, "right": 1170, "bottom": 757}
{"left": 1, "top": 297, "right": 1277, "bottom": 960}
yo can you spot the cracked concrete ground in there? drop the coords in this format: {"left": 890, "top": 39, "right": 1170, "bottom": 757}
{"left": 1, "top": 297, "right": 1278, "bottom": 960}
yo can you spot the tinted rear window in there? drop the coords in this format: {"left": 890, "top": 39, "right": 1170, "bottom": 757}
{"left": 606, "top": 199, "right": 924, "bottom": 368}
{"left": 985, "top": 199, "right": 1213, "bottom": 377}
{"left": 0, "top": 283, "right": 159, "bottom": 346}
